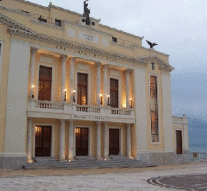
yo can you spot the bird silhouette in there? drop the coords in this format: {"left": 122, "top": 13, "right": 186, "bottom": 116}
{"left": 146, "top": 40, "right": 158, "bottom": 49}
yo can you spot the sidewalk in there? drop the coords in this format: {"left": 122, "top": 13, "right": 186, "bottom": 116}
{"left": 0, "top": 162, "right": 207, "bottom": 190}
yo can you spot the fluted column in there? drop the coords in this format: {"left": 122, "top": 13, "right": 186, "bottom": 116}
{"left": 61, "top": 56, "right": 67, "bottom": 102}
{"left": 27, "top": 118, "right": 33, "bottom": 163}
{"left": 126, "top": 69, "right": 130, "bottom": 109}
{"left": 97, "top": 122, "right": 102, "bottom": 159}
{"left": 68, "top": 120, "right": 74, "bottom": 160}
{"left": 59, "top": 119, "right": 66, "bottom": 160}
{"left": 104, "top": 65, "right": 109, "bottom": 106}
{"left": 70, "top": 58, "right": 75, "bottom": 103}
{"left": 104, "top": 122, "right": 109, "bottom": 159}
{"left": 30, "top": 48, "right": 38, "bottom": 99}
{"left": 96, "top": 62, "right": 102, "bottom": 105}
{"left": 126, "top": 124, "right": 132, "bottom": 158}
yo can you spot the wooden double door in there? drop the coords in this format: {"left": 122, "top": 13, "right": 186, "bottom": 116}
{"left": 35, "top": 126, "right": 52, "bottom": 157}
{"left": 76, "top": 127, "right": 89, "bottom": 156}
{"left": 109, "top": 129, "right": 120, "bottom": 155}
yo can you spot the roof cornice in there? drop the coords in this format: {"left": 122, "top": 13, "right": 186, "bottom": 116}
{"left": 0, "top": 13, "right": 172, "bottom": 71}
{"left": 138, "top": 56, "right": 174, "bottom": 71}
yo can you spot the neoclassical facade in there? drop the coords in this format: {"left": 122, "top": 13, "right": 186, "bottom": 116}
{"left": 0, "top": 0, "right": 190, "bottom": 169}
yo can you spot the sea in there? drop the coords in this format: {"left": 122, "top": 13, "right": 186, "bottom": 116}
{"left": 190, "top": 144, "right": 207, "bottom": 153}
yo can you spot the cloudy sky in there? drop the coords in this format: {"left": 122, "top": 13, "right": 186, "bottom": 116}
{"left": 28, "top": 0, "right": 207, "bottom": 119}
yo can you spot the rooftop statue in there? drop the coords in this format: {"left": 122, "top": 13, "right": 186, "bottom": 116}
{"left": 146, "top": 40, "right": 158, "bottom": 49}
{"left": 83, "top": 0, "right": 90, "bottom": 25}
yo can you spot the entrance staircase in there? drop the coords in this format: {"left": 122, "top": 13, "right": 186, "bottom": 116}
{"left": 25, "top": 155, "right": 154, "bottom": 170}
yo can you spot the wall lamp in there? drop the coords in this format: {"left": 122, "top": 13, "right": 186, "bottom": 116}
{"left": 31, "top": 85, "right": 35, "bottom": 98}
{"left": 107, "top": 95, "right": 110, "bottom": 106}
{"left": 99, "top": 94, "right": 103, "bottom": 105}
{"left": 130, "top": 98, "right": 133, "bottom": 108}
{"left": 64, "top": 89, "right": 67, "bottom": 101}
{"left": 73, "top": 90, "right": 76, "bottom": 103}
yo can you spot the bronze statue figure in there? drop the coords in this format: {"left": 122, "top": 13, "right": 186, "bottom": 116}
{"left": 83, "top": 0, "right": 90, "bottom": 25}
{"left": 146, "top": 40, "right": 158, "bottom": 49}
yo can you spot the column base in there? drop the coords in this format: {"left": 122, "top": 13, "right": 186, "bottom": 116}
{"left": 96, "top": 157, "right": 103, "bottom": 160}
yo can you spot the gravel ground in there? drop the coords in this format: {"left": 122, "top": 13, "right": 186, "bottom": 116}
{"left": 0, "top": 162, "right": 206, "bottom": 191}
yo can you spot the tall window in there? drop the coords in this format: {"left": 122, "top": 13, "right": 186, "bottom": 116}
{"left": 150, "top": 76, "right": 159, "bottom": 142}
{"left": 110, "top": 78, "right": 119, "bottom": 108}
{"left": 77, "top": 73, "right": 88, "bottom": 105}
{"left": 38, "top": 65, "right": 52, "bottom": 101}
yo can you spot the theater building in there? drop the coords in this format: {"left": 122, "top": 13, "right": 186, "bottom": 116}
{"left": 0, "top": 0, "right": 190, "bottom": 169}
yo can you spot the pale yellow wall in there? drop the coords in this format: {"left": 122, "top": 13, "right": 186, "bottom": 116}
{"left": 0, "top": 24, "right": 11, "bottom": 154}
{"left": 145, "top": 62, "right": 165, "bottom": 151}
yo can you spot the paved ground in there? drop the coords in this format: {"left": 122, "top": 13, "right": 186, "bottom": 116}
{"left": 0, "top": 162, "right": 207, "bottom": 191}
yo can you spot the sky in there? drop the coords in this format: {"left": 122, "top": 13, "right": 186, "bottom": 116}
{"left": 27, "top": 0, "right": 207, "bottom": 119}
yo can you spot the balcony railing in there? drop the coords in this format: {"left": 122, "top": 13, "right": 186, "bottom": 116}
{"left": 111, "top": 108, "right": 131, "bottom": 115}
{"left": 35, "top": 100, "right": 64, "bottom": 110}
{"left": 76, "top": 105, "right": 100, "bottom": 113}
{"left": 28, "top": 100, "right": 135, "bottom": 123}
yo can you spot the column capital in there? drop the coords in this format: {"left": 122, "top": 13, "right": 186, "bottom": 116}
{"left": 69, "top": 57, "right": 76, "bottom": 62}
{"left": 31, "top": 47, "right": 38, "bottom": 54}
{"left": 60, "top": 54, "right": 68, "bottom": 60}
{"left": 125, "top": 69, "right": 132, "bottom": 74}
{"left": 95, "top": 62, "right": 102, "bottom": 67}
{"left": 96, "top": 121, "right": 102, "bottom": 125}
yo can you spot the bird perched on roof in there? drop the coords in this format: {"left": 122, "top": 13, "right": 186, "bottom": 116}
{"left": 146, "top": 40, "right": 158, "bottom": 49}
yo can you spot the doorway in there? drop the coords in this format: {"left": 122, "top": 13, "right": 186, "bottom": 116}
{"left": 176, "top": 130, "right": 183, "bottom": 154}
{"left": 35, "top": 126, "right": 52, "bottom": 157}
{"left": 109, "top": 129, "right": 120, "bottom": 155}
{"left": 76, "top": 127, "right": 89, "bottom": 156}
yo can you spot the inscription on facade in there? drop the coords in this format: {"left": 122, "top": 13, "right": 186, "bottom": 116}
{"left": 73, "top": 114, "right": 105, "bottom": 121}
{"left": 78, "top": 31, "right": 99, "bottom": 44}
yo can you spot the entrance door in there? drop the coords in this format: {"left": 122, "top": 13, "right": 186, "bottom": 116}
{"left": 35, "top": 126, "right": 52, "bottom": 157}
{"left": 176, "top": 130, "right": 183, "bottom": 154}
{"left": 76, "top": 127, "right": 89, "bottom": 156}
{"left": 109, "top": 129, "right": 120, "bottom": 155}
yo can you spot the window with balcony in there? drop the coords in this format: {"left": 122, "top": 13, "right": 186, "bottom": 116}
{"left": 150, "top": 76, "right": 159, "bottom": 142}
{"left": 110, "top": 78, "right": 119, "bottom": 108}
{"left": 38, "top": 65, "right": 52, "bottom": 101}
{"left": 77, "top": 73, "right": 88, "bottom": 105}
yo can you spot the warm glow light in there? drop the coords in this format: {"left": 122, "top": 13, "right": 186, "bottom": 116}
{"left": 64, "top": 89, "right": 67, "bottom": 92}
{"left": 73, "top": 90, "right": 76, "bottom": 93}
{"left": 104, "top": 158, "right": 107, "bottom": 161}
{"left": 31, "top": 85, "right": 35, "bottom": 89}
{"left": 107, "top": 95, "right": 110, "bottom": 97}
{"left": 130, "top": 98, "right": 132, "bottom": 100}
{"left": 99, "top": 94, "right": 103, "bottom": 97}
{"left": 123, "top": 103, "right": 126, "bottom": 108}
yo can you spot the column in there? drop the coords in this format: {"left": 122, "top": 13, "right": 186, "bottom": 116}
{"left": 104, "top": 65, "right": 109, "bottom": 106}
{"left": 96, "top": 62, "right": 102, "bottom": 105}
{"left": 30, "top": 48, "right": 38, "bottom": 99}
{"left": 70, "top": 58, "right": 75, "bottom": 103}
{"left": 27, "top": 118, "right": 33, "bottom": 163}
{"left": 96, "top": 122, "right": 102, "bottom": 159}
{"left": 126, "top": 69, "right": 130, "bottom": 109}
{"left": 126, "top": 124, "right": 132, "bottom": 158}
{"left": 68, "top": 120, "right": 74, "bottom": 160}
{"left": 104, "top": 122, "right": 109, "bottom": 159}
{"left": 61, "top": 55, "right": 67, "bottom": 102}
{"left": 59, "top": 119, "right": 66, "bottom": 160}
